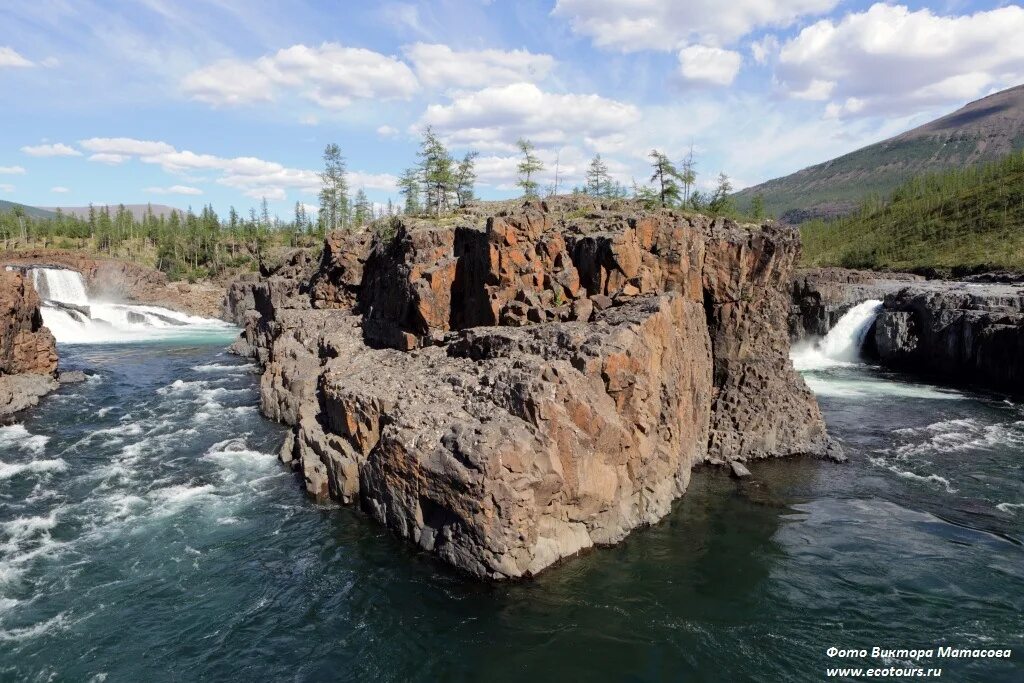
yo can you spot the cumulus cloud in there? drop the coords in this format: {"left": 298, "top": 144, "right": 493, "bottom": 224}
{"left": 143, "top": 185, "right": 203, "bottom": 195}
{"left": 181, "top": 42, "right": 418, "bottom": 109}
{"left": 552, "top": 0, "right": 837, "bottom": 50}
{"left": 0, "top": 165, "right": 26, "bottom": 175}
{"left": 88, "top": 153, "right": 129, "bottom": 164}
{"left": 418, "top": 82, "right": 640, "bottom": 152}
{"left": 0, "top": 46, "right": 33, "bottom": 68}
{"left": 778, "top": 3, "right": 1024, "bottom": 117}
{"left": 403, "top": 43, "right": 554, "bottom": 89}
{"left": 50, "top": 186, "right": 69, "bottom": 193}
{"left": 64, "top": 136, "right": 396, "bottom": 202}
{"left": 678, "top": 45, "right": 742, "bottom": 86}
{"left": 0, "top": 183, "right": 14, "bottom": 193}
{"left": 376, "top": 125, "right": 399, "bottom": 138}
{"left": 21, "top": 143, "right": 81, "bottom": 157}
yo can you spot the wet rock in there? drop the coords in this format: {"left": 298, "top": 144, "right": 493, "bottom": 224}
{"left": 730, "top": 462, "right": 752, "bottom": 478}
{"left": 790, "top": 267, "right": 922, "bottom": 340}
{"left": 58, "top": 370, "right": 87, "bottom": 384}
{"left": 0, "top": 269, "right": 59, "bottom": 417}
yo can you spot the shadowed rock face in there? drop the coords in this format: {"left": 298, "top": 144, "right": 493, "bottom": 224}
{"left": 0, "top": 269, "right": 58, "bottom": 417}
{"left": 231, "top": 198, "right": 831, "bottom": 579}
{"left": 874, "top": 283, "right": 1024, "bottom": 393}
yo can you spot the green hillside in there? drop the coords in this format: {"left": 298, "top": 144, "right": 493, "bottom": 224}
{"left": 0, "top": 200, "right": 57, "bottom": 219}
{"left": 735, "top": 84, "right": 1024, "bottom": 222}
{"left": 800, "top": 150, "right": 1024, "bottom": 273}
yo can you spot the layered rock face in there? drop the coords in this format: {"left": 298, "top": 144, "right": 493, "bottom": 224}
{"left": 874, "top": 282, "right": 1024, "bottom": 393}
{"left": 0, "top": 269, "right": 58, "bottom": 417}
{"left": 235, "top": 199, "right": 830, "bottom": 578}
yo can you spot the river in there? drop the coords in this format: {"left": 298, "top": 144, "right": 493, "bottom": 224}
{"left": 0, "top": 303, "right": 1021, "bottom": 681}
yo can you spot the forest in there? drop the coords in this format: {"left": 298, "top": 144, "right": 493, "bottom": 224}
{"left": 0, "top": 129, "right": 744, "bottom": 281}
{"left": 801, "top": 149, "right": 1024, "bottom": 274}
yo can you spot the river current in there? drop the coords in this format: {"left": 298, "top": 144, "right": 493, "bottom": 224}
{"left": 0, "top": 306, "right": 1021, "bottom": 681}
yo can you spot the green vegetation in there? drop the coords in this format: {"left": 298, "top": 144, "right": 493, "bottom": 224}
{"left": 801, "top": 150, "right": 1024, "bottom": 273}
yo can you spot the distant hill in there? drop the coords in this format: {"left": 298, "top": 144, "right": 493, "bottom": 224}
{"left": 735, "top": 84, "right": 1024, "bottom": 222}
{"left": 43, "top": 204, "right": 181, "bottom": 221}
{"left": 800, "top": 150, "right": 1024, "bottom": 274}
{"left": 0, "top": 200, "right": 57, "bottom": 219}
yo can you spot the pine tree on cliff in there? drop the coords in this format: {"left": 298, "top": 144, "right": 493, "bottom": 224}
{"left": 516, "top": 138, "right": 544, "bottom": 198}
{"left": 709, "top": 173, "right": 734, "bottom": 215}
{"left": 417, "top": 127, "right": 455, "bottom": 216}
{"left": 318, "top": 143, "right": 350, "bottom": 232}
{"left": 680, "top": 145, "right": 697, "bottom": 203}
{"left": 353, "top": 189, "right": 371, "bottom": 226}
{"left": 649, "top": 150, "right": 682, "bottom": 206}
{"left": 586, "top": 154, "right": 612, "bottom": 197}
{"left": 455, "top": 151, "right": 478, "bottom": 207}
{"left": 397, "top": 167, "right": 421, "bottom": 215}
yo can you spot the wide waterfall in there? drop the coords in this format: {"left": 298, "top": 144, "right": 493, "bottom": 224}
{"left": 28, "top": 267, "right": 234, "bottom": 344}
{"left": 791, "top": 299, "right": 883, "bottom": 372}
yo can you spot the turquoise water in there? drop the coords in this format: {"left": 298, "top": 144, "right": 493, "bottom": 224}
{"left": 0, "top": 337, "right": 1021, "bottom": 681}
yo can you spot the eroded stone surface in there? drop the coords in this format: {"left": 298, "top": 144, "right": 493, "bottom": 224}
{"left": 0, "top": 269, "right": 59, "bottom": 417}
{"left": 230, "top": 198, "right": 831, "bottom": 578}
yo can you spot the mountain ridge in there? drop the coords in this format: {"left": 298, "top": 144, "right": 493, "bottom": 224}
{"left": 735, "top": 84, "right": 1024, "bottom": 222}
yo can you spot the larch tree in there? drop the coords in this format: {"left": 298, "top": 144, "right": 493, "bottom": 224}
{"left": 397, "top": 167, "right": 421, "bottom": 215}
{"left": 516, "top": 138, "right": 544, "bottom": 198}
{"left": 318, "top": 143, "right": 350, "bottom": 232}
{"left": 417, "top": 127, "right": 455, "bottom": 216}
{"left": 679, "top": 145, "right": 697, "bottom": 203}
{"left": 353, "top": 189, "right": 371, "bottom": 226}
{"left": 649, "top": 150, "right": 682, "bottom": 206}
{"left": 455, "top": 151, "right": 478, "bottom": 207}
{"left": 586, "top": 154, "right": 612, "bottom": 197}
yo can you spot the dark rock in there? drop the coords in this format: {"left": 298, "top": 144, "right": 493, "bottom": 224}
{"left": 790, "top": 267, "right": 922, "bottom": 340}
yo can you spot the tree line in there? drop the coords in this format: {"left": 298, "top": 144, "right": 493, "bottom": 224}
{"left": 1, "top": 130, "right": 753, "bottom": 279}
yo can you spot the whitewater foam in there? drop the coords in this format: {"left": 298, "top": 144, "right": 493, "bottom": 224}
{"left": 791, "top": 300, "right": 883, "bottom": 372}
{"left": 0, "top": 425, "right": 50, "bottom": 455}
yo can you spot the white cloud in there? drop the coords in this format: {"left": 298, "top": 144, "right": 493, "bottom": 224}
{"left": 21, "top": 143, "right": 81, "bottom": 157}
{"left": 418, "top": 82, "right": 640, "bottom": 152}
{"left": 0, "top": 183, "right": 14, "bottom": 193}
{"left": 0, "top": 46, "right": 33, "bottom": 68}
{"left": 182, "top": 42, "right": 419, "bottom": 109}
{"left": 80, "top": 137, "right": 176, "bottom": 156}
{"left": 751, "top": 35, "right": 780, "bottom": 65}
{"left": 791, "top": 78, "right": 835, "bottom": 101}
{"left": 143, "top": 185, "right": 204, "bottom": 195}
{"left": 0, "top": 165, "right": 26, "bottom": 175}
{"left": 778, "top": 3, "right": 1024, "bottom": 117}
{"left": 403, "top": 43, "right": 554, "bottom": 88}
{"left": 60, "top": 136, "right": 395, "bottom": 201}
{"left": 88, "top": 153, "right": 129, "bottom": 165}
{"left": 50, "top": 186, "right": 70, "bottom": 193}
{"left": 299, "top": 114, "right": 319, "bottom": 126}
{"left": 552, "top": 0, "right": 837, "bottom": 50}
{"left": 376, "top": 124, "right": 399, "bottom": 138}
{"left": 678, "top": 45, "right": 742, "bottom": 86}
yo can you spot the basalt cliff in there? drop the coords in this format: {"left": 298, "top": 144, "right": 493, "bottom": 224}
{"left": 0, "top": 269, "right": 59, "bottom": 418}
{"left": 229, "top": 199, "right": 834, "bottom": 579}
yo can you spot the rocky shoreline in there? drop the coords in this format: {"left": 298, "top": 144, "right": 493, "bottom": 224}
{"left": 228, "top": 198, "right": 836, "bottom": 579}
{"left": 0, "top": 269, "right": 59, "bottom": 419}
{"left": 792, "top": 268, "right": 1024, "bottom": 395}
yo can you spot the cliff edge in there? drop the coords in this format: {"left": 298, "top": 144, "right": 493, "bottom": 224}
{"left": 0, "top": 269, "right": 59, "bottom": 418}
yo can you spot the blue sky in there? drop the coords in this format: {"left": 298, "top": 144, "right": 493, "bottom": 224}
{"left": 1, "top": 0, "right": 1022, "bottom": 218}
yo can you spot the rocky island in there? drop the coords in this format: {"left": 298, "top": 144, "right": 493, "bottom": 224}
{"left": 228, "top": 198, "right": 835, "bottom": 579}
{"left": 0, "top": 269, "right": 59, "bottom": 418}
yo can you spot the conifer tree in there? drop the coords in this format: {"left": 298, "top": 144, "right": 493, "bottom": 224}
{"left": 516, "top": 138, "right": 544, "bottom": 198}
{"left": 318, "top": 143, "right": 349, "bottom": 232}
{"left": 586, "top": 154, "right": 612, "bottom": 197}
{"left": 455, "top": 151, "right": 478, "bottom": 207}
{"left": 649, "top": 150, "right": 683, "bottom": 206}
{"left": 417, "top": 127, "right": 455, "bottom": 216}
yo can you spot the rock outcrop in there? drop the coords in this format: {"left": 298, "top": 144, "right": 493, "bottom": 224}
{"left": 0, "top": 269, "right": 59, "bottom": 417}
{"left": 790, "top": 267, "right": 922, "bottom": 340}
{"left": 232, "top": 199, "right": 832, "bottom": 579}
{"left": 873, "top": 282, "right": 1024, "bottom": 393}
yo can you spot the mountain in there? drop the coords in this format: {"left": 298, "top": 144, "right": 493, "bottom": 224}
{"left": 43, "top": 204, "right": 181, "bottom": 221}
{"left": 735, "top": 84, "right": 1024, "bottom": 223}
{"left": 801, "top": 149, "right": 1024, "bottom": 273}
{"left": 0, "top": 200, "right": 58, "bottom": 219}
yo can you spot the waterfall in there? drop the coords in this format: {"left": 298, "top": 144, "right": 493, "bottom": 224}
{"left": 791, "top": 300, "right": 883, "bottom": 372}
{"left": 28, "top": 267, "right": 233, "bottom": 344}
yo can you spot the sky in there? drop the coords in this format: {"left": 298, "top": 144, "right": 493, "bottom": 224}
{"left": 2, "top": 0, "right": 1023, "bottom": 219}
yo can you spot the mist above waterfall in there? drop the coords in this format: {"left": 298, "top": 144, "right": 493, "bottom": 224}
{"left": 29, "top": 267, "right": 234, "bottom": 344}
